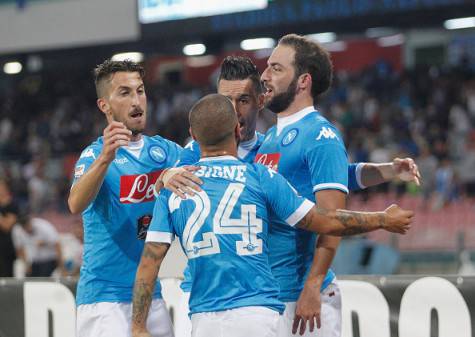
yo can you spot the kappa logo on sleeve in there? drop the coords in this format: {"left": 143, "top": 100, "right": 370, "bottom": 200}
{"left": 80, "top": 148, "right": 96, "bottom": 159}
{"left": 316, "top": 127, "right": 338, "bottom": 141}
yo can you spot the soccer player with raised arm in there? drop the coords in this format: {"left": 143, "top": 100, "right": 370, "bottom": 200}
{"left": 131, "top": 94, "right": 413, "bottom": 337}
{"left": 69, "top": 59, "right": 198, "bottom": 337}
{"left": 257, "top": 34, "right": 412, "bottom": 336}
{"left": 171, "top": 56, "right": 420, "bottom": 337}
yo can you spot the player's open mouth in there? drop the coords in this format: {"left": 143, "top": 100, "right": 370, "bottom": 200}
{"left": 130, "top": 112, "right": 143, "bottom": 119}
{"left": 265, "top": 88, "right": 273, "bottom": 97}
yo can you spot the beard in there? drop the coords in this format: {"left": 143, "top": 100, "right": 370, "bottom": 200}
{"left": 266, "top": 76, "right": 298, "bottom": 114}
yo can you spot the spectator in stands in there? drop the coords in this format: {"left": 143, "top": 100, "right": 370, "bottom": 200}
{"left": 417, "top": 144, "right": 438, "bottom": 206}
{"left": 0, "top": 178, "right": 19, "bottom": 277}
{"left": 432, "top": 158, "right": 458, "bottom": 210}
{"left": 12, "top": 213, "right": 63, "bottom": 277}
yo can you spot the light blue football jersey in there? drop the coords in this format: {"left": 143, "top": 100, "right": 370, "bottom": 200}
{"left": 178, "top": 132, "right": 265, "bottom": 292}
{"left": 255, "top": 107, "right": 349, "bottom": 302}
{"left": 147, "top": 156, "right": 314, "bottom": 315}
{"left": 72, "top": 135, "right": 182, "bottom": 305}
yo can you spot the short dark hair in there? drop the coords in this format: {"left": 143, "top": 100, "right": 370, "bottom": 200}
{"left": 278, "top": 34, "right": 333, "bottom": 100}
{"left": 93, "top": 59, "right": 145, "bottom": 98}
{"left": 189, "top": 94, "right": 238, "bottom": 147}
{"left": 218, "top": 56, "right": 263, "bottom": 94}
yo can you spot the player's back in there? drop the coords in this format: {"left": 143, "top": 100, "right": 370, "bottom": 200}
{"left": 171, "top": 156, "right": 282, "bottom": 314}
{"left": 150, "top": 155, "right": 313, "bottom": 315}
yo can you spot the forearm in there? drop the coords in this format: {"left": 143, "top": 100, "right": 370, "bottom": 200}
{"left": 305, "top": 235, "right": 339, "bottom": 287}
{"left": 68, "top": 156, "right": 110, "bottom": 214}
{"left": 360, "top": 163, "right": 395, "bottom": 187}
{"left": 132, "top": 262, "right": 159, "bottom": 332}
{"left": 298, "top": 206, "right": 385, "bottom": 236}
{"left": 132, "top": 243, "right": 168, "bottom": 333}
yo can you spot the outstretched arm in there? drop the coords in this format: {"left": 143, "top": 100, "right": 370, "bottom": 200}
{"left": 296, "top": 204, "right": 413, "bottom": 236}
{"left": 132, "top": 242, "right": 170, "bottom": 337}
{"left": 359, "top": 157, "right": 421, "bottom": 188}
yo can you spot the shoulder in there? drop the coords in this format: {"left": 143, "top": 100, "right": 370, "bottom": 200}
{"left": 184, "top": 139, "right": 200, "bottom": 152}
{"left": 302, "top": 112, "right": 343, "bottom": 146}
{"left": 148, "top": 135, "right": 182, "bottom": 149}
{"left": 78, "top": 137, "right": 102, "bottom": 160}
{"left": 32, "top": 217, "right": 56, "bottom": 231}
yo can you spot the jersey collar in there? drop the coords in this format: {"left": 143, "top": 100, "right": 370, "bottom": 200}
{"left": 199, "top": 155, "right": 239, "bottom": 162}
{"left": 238, "top": 132, "right": 258, "bottom": 159}
{"left": 276, "top": 106, "right": 315, "bottom": 136}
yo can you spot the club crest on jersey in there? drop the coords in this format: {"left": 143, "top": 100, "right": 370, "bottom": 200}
{"left": 282, "top": 128, "right": 299, "bottom": 146}
{"left": 255, "top": 153, "right": 281, "bottom": 172}
{"left": 119, "top": 171, "right": 163, "bottom": 203}
{"left": 148, "top": 146, "right": 167, "bottom": 163}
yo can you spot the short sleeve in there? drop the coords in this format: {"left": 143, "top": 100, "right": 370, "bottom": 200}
{"left": 258, "top": 165, "right": 314, "bottom": 227}
{"left": 147, "top": 192, "right": 175, "bottom": 244}
{"left": 176, "top": 140, "right": 201, "bottom": 167}
{"left": 348, "top": 162, "right": 366, "bottom": 191}
{"left": 71, "top": 146, "right": 98, "bottom": 185}
{"left": 305, "top": 124, "right": 349, "bottom": 194}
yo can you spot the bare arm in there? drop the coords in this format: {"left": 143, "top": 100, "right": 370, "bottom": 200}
{"left": 296, "top": 204, "right": 413, "bottom": 236}
{"left": 68, "top": 122, "right": 131, "bottom": 214}
{"left": 293, "top": 190, "right": 345, "bottom": 335}
{"left": 293, "top": 190, "right": 414, "bottom": 333}
{"left": 132, "top": 242, "right": 170, "bottom": 336}
{"left": 360, "top": 158, "right": 421, "bottom": 188}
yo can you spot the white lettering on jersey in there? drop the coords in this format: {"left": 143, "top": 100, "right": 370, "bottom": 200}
{"left": 80, "top": 148, "right": 96, "bottom": 159}
{"left": 195, "top": 165, "right": 247, "bottom": 183}
{"left": 114, "top": 157, "right": 129, "bottom": 164}
{"left": 316, "top": 127, "right": 338, "bottom": 141}
{"left": 119, "top": 174, "right": 158, "bottom": 203}
{"left": 267, "top": 167, "right": 276, "bottom": 178}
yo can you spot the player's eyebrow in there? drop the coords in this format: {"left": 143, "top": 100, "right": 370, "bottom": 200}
{"left": 268, "top": 61, "right": 283, "bottom": 68}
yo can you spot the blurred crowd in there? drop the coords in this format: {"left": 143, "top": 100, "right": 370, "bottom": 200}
{"left": 1, "top": 61, "right": 474, "bottom": 215}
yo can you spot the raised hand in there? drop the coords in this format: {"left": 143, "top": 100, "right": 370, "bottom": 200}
{"left": 392, "top": 157, "right": 421, "bottom": 186}
{"left": 100, "top": 121, "right": 131, "bottom": 164}
{"left": 383, "top": 204, "right": 414, "bottom": 234}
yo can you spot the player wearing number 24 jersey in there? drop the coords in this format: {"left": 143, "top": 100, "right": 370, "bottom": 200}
{"left": 131, "top": 94, "right": 414, "bottom": 337}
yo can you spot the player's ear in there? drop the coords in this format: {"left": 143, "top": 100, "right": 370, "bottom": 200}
{"left": 97, "top": 98, "right": 112, "bottom": 121}
{"left": 189, "top": 127, "right": 197, "bottom": 141}
{"left": 298, "top": 73, "right": 312, "bottom": 92}
{"left": 257, "top": 93, "right": 266, "bottom": 111}
{"left": 234, "top": 122, "right": 241, "bottom": 141}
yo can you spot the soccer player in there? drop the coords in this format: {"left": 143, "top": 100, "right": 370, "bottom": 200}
{"left": 258, "top": 33, "right": 388, "bottom": 336}
{"left": 131, "top": 94, "right": 413, "bottom": 337}
{"left": 173, "top": 55, "right": 420, "bottom": 337}
{"left": 69, "top": 59, "right": 197, "bottom": 337}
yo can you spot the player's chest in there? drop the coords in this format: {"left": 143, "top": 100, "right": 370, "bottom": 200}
{"left": 105, "top": 152, "right": 169, "bottom": 204}
{"left": 255, "top": 128, "right": 304, "bottom": 174}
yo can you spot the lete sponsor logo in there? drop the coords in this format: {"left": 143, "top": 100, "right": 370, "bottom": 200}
{"left": 119, "top": 171, "right": 163, "bottom": 204}
{"left": 255, "top": 153, "right": 281, "bottom": 172}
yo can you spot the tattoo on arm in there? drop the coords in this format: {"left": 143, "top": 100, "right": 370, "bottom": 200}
{"left": 132, "top": 278, "right": 154, "bottom": 327}
{"left": 132, "top": 242, "right": 170, "bottom": 329}
{"left": 297, "top": 207, "right": 386, "bottom": 236}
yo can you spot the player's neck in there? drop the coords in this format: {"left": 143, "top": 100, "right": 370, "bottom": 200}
{"left": 130, "top": 133, "right": 143, "bottom": 142}
{"left": 200, "top": 143, "right": 238, "bottom": 159}
{"left": 277, "top": 94, "right": 313, "bottom": 118}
